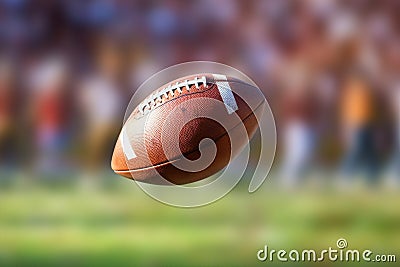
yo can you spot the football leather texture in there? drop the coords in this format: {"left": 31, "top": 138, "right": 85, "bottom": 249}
{"left": 111, "top": 73, "right": 264, "bottom": 185}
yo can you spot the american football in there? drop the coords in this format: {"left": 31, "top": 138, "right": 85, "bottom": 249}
{"left": 111, "top": 73, "right": 264, "bottom": 185}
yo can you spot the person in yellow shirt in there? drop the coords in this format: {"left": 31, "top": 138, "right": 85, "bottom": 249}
{"left": 339, "top": 73, "right": 379, "bottom": 183}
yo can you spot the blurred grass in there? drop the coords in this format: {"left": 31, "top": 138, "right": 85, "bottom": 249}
{"left": 0, "top": 174, "right": 399, "bottom": 266}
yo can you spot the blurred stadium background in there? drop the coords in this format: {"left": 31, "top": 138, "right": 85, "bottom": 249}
{"left": 0, "top": 0, "right": 399, "bottom": 266}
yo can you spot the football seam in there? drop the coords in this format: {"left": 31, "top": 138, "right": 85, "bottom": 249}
{"left": 139, "top": 76, "right": 208, "bottom": 114}
{"left": 134, "top": 83, "right": 216, "bottom": 118}
{"left": 115, "top": 100, "right": 264, "bottom": 173}
{"left": 134, "top": 79, "right": 257, "bottom": 118}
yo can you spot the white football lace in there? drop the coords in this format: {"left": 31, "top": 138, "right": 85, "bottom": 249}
{"left": 138, "top": 76, "right": 208, "bottom": 114}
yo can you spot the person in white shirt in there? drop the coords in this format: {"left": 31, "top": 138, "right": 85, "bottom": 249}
{"left": 386, "top": 81, "right": 400, "bottom": 185}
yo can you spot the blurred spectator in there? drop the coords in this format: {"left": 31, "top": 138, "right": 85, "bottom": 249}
{"left": 339, "top": 73, "right": 380, "bottom": 183}
{"left": 280, "top": 58, "right": 318, "bottom": 187}
{"left": 78, "top": 41, "right": 123, "bottom": 173}
{"left": 0, "top": 59, "right": 17, "bottom": 169}
{"left": 28, "top": 56, "right": 70, "bottom": 175}
{"left": 394, "top": 87, "right": 400, "bottom": 166}
{"left": 386, "top": 81, "right": 400, "bottom": 183}
{"left": 383, "top": 38, "right": 400, "bottom": 184}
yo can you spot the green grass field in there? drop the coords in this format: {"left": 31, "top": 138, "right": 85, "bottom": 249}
{"left": 0, "top": 175, "right": 399, "bottom": 266}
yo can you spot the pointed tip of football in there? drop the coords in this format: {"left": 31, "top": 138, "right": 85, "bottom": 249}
{"left": 110, "top": 136, "right": 129, "bottom": 174}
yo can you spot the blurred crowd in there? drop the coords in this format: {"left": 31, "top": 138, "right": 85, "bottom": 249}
{"left": 0, "top": 0, "right": 399, "bottom": 186}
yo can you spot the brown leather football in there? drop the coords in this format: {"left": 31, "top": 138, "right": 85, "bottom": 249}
{"left": 111, "top": 73, "right": 264, "bottom": 185}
